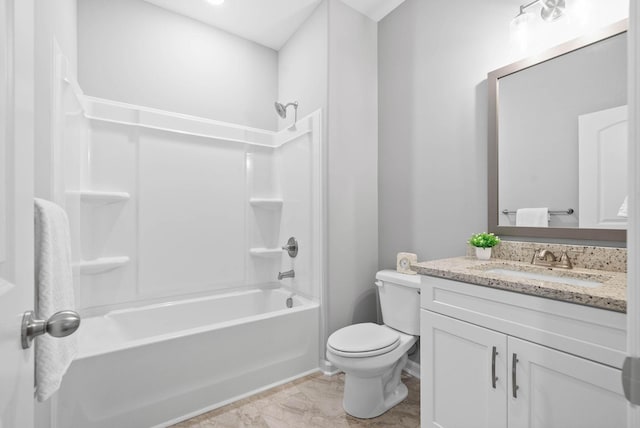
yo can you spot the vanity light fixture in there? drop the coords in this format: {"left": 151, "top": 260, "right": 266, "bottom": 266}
{"left": 512, "top": 0, "right": 566, "bottom": 29}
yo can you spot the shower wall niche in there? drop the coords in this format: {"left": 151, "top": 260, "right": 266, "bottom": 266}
{"left": 54, "top": 68, "right": 323, "bottom": 315}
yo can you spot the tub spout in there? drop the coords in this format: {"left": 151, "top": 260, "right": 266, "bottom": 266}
{"left": 278, "top": 269, "right": 295, "bottom": 280}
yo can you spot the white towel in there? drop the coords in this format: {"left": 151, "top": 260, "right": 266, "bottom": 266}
{"left": 516, "top": 207, "right": 549, "bottom": 227}
{"left": 34, "top": 198, "right": 77, "bottom": 402}
{"left": 618, "top": 196, "right": 628, "bottom": 218}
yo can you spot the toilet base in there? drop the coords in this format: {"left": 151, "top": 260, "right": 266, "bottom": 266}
{"left": 342, "top": 353, "right": 409, "bottom": 419}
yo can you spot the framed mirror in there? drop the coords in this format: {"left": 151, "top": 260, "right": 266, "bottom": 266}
{"left": 488, "top": 20, "right": 628, "bottom": 242}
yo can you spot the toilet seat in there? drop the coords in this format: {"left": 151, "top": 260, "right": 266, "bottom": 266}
{"left": 327, "top": 323, "right": 400, "bottom": 358}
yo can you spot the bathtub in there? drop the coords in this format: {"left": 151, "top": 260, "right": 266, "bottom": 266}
{"left": 54, "top": 287, "right": 320, "bottom": 428}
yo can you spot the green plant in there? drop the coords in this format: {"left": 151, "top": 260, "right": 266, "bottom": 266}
{"left": 468, "top": 232, "right": 501, "bottom": 248}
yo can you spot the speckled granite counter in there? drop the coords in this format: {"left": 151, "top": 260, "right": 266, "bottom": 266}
{"left": 412, "top": 256, "right": 627, "bottom": 313}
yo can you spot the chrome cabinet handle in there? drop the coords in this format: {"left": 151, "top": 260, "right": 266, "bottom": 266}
{"left": 21, "top": 310, "right": 81, "bottom": 349}
{"left": 491, "top": 346, "right": 499, "bottom": 388}
{"left": 512, "top": 353, "right": 519, "bottom": 398}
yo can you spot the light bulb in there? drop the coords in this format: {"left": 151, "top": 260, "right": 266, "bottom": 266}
{"left": 510, "top": 10, "right": 534, "bottom": 30}
{"left": 510, "top": 11, "right": 534, "bottom": 52}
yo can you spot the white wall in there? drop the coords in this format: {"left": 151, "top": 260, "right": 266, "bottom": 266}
{"left": 378, "top": 0, "right": 629, "bottom": 270}
{"left": 78, "top": 0, "right": 278, "bottom": 130}
{"left": 34, "top": 0, "right": 77, "bottom": 200}
{"left": 327, "top": 0, "right": 378, "bottom": 335}
{"left": 69, "top": 99, "right": 322, "bottom": 313}
{"left": 278, "top": 1, "right": 328, "bottom": 131}
{"left": 34, "top": 3, "right": 78, "bottom": 425}
{"left": 277, "top": 1, "right": 330, "bottom": 348}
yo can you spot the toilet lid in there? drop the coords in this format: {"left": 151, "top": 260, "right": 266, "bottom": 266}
{"left": 327, "top": 323, "right": 400, "bottom": 358}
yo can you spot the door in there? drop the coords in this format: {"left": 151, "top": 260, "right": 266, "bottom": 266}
{"left": 508, "top": 337, "right": 627, "bottom": 428}
{"left": 421, "top": 310, "right": 507, "bottom": 428}
{"left": 578, "top": 105, "right": 628, "bottom": 229}
{"left": 0, "top": 0, "right": 35, "bottom": 427}
{"left": 627, "top": 1, "right": 640, "bottom": 426}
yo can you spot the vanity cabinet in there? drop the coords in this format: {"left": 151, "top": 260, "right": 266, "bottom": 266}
{"left": 508, "top": 335, "right": 626, "bottom": 428}
{"left": 420, "top": 276, "right": 628, "bottom": 428}
{"left": 422, "top": 311, "right": 507, "bottom": 428}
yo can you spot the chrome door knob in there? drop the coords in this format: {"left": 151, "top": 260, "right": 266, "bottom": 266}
{"left": 21, "top": 310, "right": 81, "bottom": 349}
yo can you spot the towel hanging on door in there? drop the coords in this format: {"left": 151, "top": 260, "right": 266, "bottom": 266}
{"left": 34, "top": 198, "right": 77, "bottom": 402}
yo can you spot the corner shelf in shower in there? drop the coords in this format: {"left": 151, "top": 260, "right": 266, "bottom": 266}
{"left": 249, "top": 248, "right": 283, "bottom": 257}
{"left": 66, "top": 190, "right": 131, "bottom": 205}
{"left": 249, "top": 198, "right": 283, "bottom": 209}
{"left": 73, "top": 256, "right": 130, "bottom": 275}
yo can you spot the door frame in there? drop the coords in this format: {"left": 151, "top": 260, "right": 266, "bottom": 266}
{"left": 628, "top": 0, "right": 640, "bottom": 425}
{"left": 0, "top": 0, "right": 35, "bottom": 427}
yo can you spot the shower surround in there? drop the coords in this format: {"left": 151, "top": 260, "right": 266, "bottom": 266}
{"left": 48, "top": 65, "right": 324, "bottom": 427}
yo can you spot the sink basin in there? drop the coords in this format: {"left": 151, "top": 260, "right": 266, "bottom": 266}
{"left": 485, "top": 268, "right": 604, "bottom": 288}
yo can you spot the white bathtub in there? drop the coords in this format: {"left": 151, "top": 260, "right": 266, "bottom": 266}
{"left": 54, "top": 287, "right": 320, "bottom": 428}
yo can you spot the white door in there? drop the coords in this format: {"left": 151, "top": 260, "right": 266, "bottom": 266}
{"left": 508, "top": 337, "right": 627, "bottom": 428}
{"left": 0, "top": 0, "right": 35, "bottom": 427}
{"left": 627, "top": 1, "right": 640, "bottom": 426}
{"left": 421, "top": 310, "right": 507, "bottom": 428}
{"left": 578, "top": 105, "right": 628, "bottom": 229}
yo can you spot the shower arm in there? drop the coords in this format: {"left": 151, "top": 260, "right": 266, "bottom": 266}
{"left": 286, "top": 102, "right": 298, "bottom": 123}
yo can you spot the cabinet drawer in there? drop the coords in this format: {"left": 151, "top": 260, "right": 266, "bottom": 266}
{"left": 420, "top": 275, "right": 626, "bottom": 368}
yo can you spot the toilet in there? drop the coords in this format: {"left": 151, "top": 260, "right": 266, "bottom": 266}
{"left": 326, "top": 270, "right": 421, "bottom": 419}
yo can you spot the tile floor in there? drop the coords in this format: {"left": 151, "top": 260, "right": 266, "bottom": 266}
{"left": 172, "top": 372, "right": 420, "bottom": 427}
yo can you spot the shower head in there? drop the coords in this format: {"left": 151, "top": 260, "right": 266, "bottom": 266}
{"left": 274, "top": 102, "right": 287, "bottom": 118}
{"left": 274, "top": 101, "right": 298, "bottom": 119}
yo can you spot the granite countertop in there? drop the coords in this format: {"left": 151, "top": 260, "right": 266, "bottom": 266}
{"left": 412, "top": 256, "right": 627, "bottom": 313}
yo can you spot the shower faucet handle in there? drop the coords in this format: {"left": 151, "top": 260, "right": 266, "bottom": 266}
{"left": 282, "top": 237, "right": 298, "bottom": 258}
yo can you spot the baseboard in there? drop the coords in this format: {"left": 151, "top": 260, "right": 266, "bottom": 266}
{"left": 404, "top": 359, "right": 420, "bottom": 379}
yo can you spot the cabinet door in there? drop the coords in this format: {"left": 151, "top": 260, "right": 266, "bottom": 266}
{"left": 421, "top": 310, "right": 507, "bottom": 428}
{"left": 508, "top": 337, "right": 627, "bottom": 428}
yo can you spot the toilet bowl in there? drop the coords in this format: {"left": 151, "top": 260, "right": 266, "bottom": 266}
{"left": 326, "top": 323, "right": 417, "bottom": 418}
{"left": 326, "top": 270, "right": 421, "bottom": 419}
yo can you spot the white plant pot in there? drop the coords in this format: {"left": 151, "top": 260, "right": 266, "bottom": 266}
{"left": 475, "top": 247, "right": 492, "bottom": 260}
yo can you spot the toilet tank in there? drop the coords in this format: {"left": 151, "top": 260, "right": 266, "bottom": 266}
{"left": 375, "top": 270, "right": 421, "bottom": 335}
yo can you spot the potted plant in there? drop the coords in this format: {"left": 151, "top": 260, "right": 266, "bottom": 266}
{"left": 468, "top": 232, "right": 501, "bottom": 260}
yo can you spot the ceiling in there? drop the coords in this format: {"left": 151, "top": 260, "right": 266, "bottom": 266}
{"left": 141, "top": 0, "right": 405, "bottom": 50}
{"left": 340, "top": 0, "right": 406, "bottom": 22}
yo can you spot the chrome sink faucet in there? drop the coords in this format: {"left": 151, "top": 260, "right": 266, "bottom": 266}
{"left": 278, "top": 269, "right": 295, "bottom": 280}
{"left": 531, "top": 249, "right": 573, "bottom": 269}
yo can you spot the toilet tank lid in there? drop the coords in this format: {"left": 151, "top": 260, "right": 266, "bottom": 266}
{"left": 376, "top": 270, "right": 421, "bottom": 288}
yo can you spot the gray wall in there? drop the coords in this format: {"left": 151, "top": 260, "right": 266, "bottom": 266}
{"left": 377, "top": 0, "right": 629, "bottom": 266}
{"left": 327, "top": 0, "right": 379, "bottom": 335}
{"left": 378, "top": 0, "right": 514, "bottom": 268}
{"left": 78, "top": 0, "right": 278, "bottom": 130}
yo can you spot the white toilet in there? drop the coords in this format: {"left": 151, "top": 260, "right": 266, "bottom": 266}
{"left": 326, "top": 270, "right": 421, "bottom": 419}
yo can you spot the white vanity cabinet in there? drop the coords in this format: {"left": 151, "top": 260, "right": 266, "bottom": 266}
{"left": 420, "top": 275, "right": 628, "bottom": 428}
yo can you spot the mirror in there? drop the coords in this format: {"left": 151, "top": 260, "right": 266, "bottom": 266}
{"left": 488, "top": 20, "right": 627, "bottom": 242}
